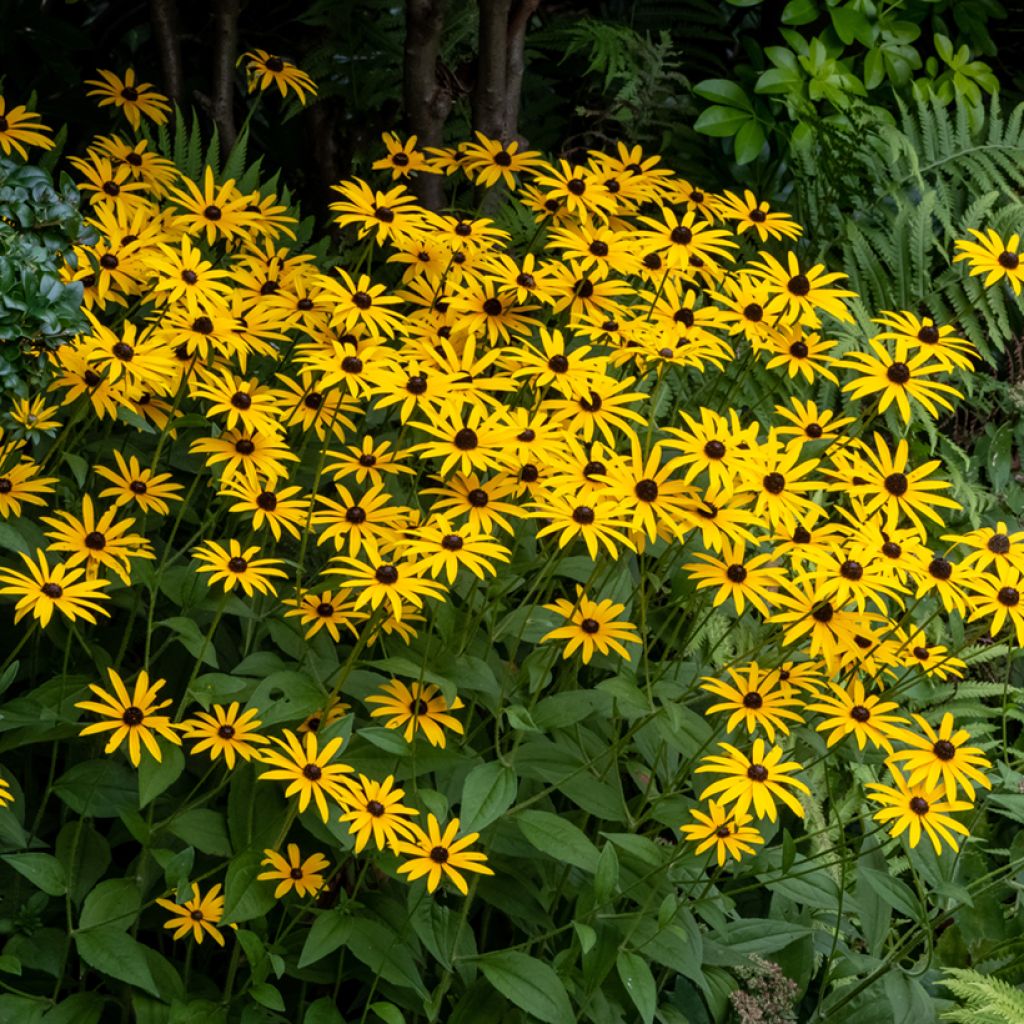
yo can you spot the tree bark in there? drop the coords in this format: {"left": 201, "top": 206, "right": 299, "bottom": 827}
{"left": 472, "top": 0, "right": 512, "bottom": 140}
{"left": 503, "top": 0, "right": 540, "bottom": 142}
{"left": 211, "top": 0, "right": 241, "bottom": 150}
{"left": 404, "top": 0, "right": 451, "bottom": 210}
{"left": 150, "top": 0, "right": 184, "bottom": 104}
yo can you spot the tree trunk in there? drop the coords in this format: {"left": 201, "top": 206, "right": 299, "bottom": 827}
{"left": 404, "top": 0, "right": 451, "bottom": 210}
{"left": 503, "top": 0, "right": 540, "bottom": 142}
{"left": 150, "top": 0, "right": 184, "bottom": 105}
{"left": 472, "top": 0, "right": 539, "bottom": 143}
{"left": 211, "top": 0, "right": 241, "bottom": 150}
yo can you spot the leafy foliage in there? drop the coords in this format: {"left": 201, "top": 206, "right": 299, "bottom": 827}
{"left": 942, "top": 968, "right": 1024, "bottom": 1024}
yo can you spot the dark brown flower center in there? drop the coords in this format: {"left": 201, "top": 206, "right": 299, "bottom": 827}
{"left": 203, "top": 205, "right": 221, "bottom": 221}
{"left": 726, "top": 564, "right": 747, "bottom": 583}
{"left": 493, "top": 150, "right": 512, "bottom": 167}
{"left": 805, "top": 422, "right": 823, "bottom": 439}
{"left": 703, "top": 439, "right": 726, "bottom": 460}
{"left": 886, "top": 362, "right": 911, "bottom": 385}
{"left": 548, "top": 354, "right": 570, "bottom": 374}
{"left": 589, "top": 240, "right": 609, "bottom": 257}
{"left": 884, "top": 472, "right": 908, "bottom": 496}
{"left": 429, "top": 845, "right": 449, "bottom": 862}
{"left": 850, "top": 705, "right": 870, "bottom": 723}
{"left": 316, "top": 602, "right": 334, "bottom": 617}
{"left": 406, "top": 374, "right": 427, "bottom": 395}
{"left": 367, "top": 799, "right": 385, "bottom": 816}
{"left": 352, "top": 291, "right": 372, "bottom": 310}
{"left": 566, "top": 178, "right": 586, "bottom": 196}
{"left": 811, "top": 602, "right": 834, "bottom": 623}
{"left": 41, "top": 582, "right": 63, "bottom": 598}
{"left": 129, "top": 480, "right": 147, "bottom": 494}
{"left": 670, "top": 225, "right": 692, "bottom": 245}
{"left": 84, "top": 531, "right": 106, "bottom": 550}
{"left": 909, "top": 796, "right": 929, "bottom": 815}
{"left": 933, "top": 739, "right": 956, "bottom": 761}
{"left": 763, "top": 472, "right": 785, "bottom": 495}
{"left": 441, "top": 534, "right": 464, "bottom": 551}
{"left": 454, "top": 428, "right": 478, "bottom": 450}
{"left": 467, "top": 488, "right": 489, "bottom": 508}
{"left": 235, "top": 438, "right": 256, "bottom": 455}
{"left": 302, "top": 763, "right": 322, "bottom": 780}
{"left": 988, "top": 533, "right": 1011, "bottom": 554}
{"left": 746, "top": 764, "right": 769, "bottom": 782}
{"left": 839, "top": 560, "right": 863, "bottom": 581}
{"left": 999, "top": 251, "right": 1020, "bottom": 270}
{"left": 100, "top": 253, "right": 119, "bottom": 270}
{"left": 231, "top": 392, "right": 252, "bottom": 410}
{"left": 266, "top": 56, "right": 285, "bottom": 72}
{"left": 787, "top": 274, "right": 810, "bottom": 296}
{"left": 572, "top": 506, "right": 595, "bottom": 525}
{"left": 792, "top": 526, "right": 811, "bottom": 544}
{"left": 749, "top": 209, "right": 767, "bottom": 222}
{"left": 635, "top": 479, "right": 659, "bottom": 502}
{"left": 742, "top": 691, "right": 763, "bottom": 709}
{"left": 122, "top": 706, "right": 144, "bottom": 726}
{"left": 181, "top": 269, "right": 198, "bottom": 285}
{"left": 121, "top": 86, "right": 139, "bottom": 101}
{"left": 375, "top": 565, "right": 399, "bottom": 584}
{"left": 918, "top": 324, "right": 940, "bottom": 344}
{"left": 218, "top": 724, "right": 235, "bottom": 739}
{"left": 789, "top": 341, "right": 809, "bottom": 359}
{"left": 256, "top": 491, "right": 277, "bottom": 511}
{"left": 928, "top": 557, "right": 952, "bottom": 581}
{"left": 998, "top": 586, "right": 1020, "bottom": 606}
{"left": 228, "top": 556, "right": 248, "bottom": 573}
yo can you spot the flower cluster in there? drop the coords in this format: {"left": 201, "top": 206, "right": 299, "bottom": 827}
{"left": 0, "top": 57, "right": 1007, "bottom": 957}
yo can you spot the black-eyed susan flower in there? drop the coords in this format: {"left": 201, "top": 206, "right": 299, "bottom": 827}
{"left": 663, "top": 407, "right": 756, "bottom": 489}
{"left": 366, "top": 678, "right": 464, "bottom": 748}
{"left": 700, "top": 665, "right": 804, "bottom": 740}
{"left": 395, "top": 814, "right": 493, "bottom": 895}
{"left": 326, "top": 436, "right": 414, "bottom": 486}
{"left": 632, "top": 206, "right": 736, "bottom": 271}
{"left": 805, "top": 679, "right": 907, "bottom": 754}
{"left": 85, "top": 69, "right": 171, "bottom": 130}
{"left": 338, "top": 774, "right": 419, "bottom": 852}
{"left": 0, "top": 455, "right": 57, "bottom": 519}
{"left": 312, "top": 482, "right": 407, "bottom": 561}
{"left": 181, "top": 702, "right": 270, "bottom": 769}
{"left": 966, "top": 561, "right": 1024, "bottom": 643}
{"left": 685, "top": 540, "right": 787, "bottom": 617}
{"left": 947, "top": 521, "right": 1024, "bottom": 575}
{"left": 297, "top": 696, "right": 350, "bottom": 735}
{"left": 954, "top": 227, "right": 1024, "bottom": 294}
{"left": 837, "top": 339, "right": 961, "bottom": 423}
{"left": 764, "top": 327, "right": 839, "bottom": 384}
{"left": 715, "top": 189, "right": 802, "bottom": 241}
{"left": 872, "top": 310, "right": 977, "bottom": 372}
{"left": 191, "top": 430, "right": 300, "bottom": 486}
{"left": 541, "top": 588, "right": 640, "bottom": 663}
{"left": 371, "top": 132, "right": 432, "bottom": 178}
{"left": 402, "top": 516, "right": 511, "bottom": 583}
{"left": 0, "top": 96, "right": 54, "bottom": 158}
{"left": 748, "top": 251, "right": 855, "bottom": 326}
{"left": 258, "top": 729, "right": 354, "bottom": 822}
{"left": 462, "top": 132, "right": 546, "bottom": 188}
{"left": 192, "top": 539, "right": 287, "bottom": 596}
{"left": 42, "top": 495, "right": 153, "bottom": 585}
{"left": 325, "top": 555, "right": 445, "bottom": 621}
{"left": 283, "top": 590, "right": 359, "bottom": 643}
{"left": 887, "top": 713, "right": 992, "bottom": 802}
{"left": 258, "top": 845, "right": 330, "bottom": 898}
{"left": 740, "top": 440, "right": 822, "bottom": 533}
{"left": 865, "top": 769, "right": 972, "bottom": 854}
{"left": 240, "top": 50, "right": 318, "bottom": 104}
{"left": 8, "top": 397, "right": 61, "bottom": 434}
{"left": 166, "top": 167, "right": 258, "bottom": 245}
{"left": 94, "top": 452, "right": 183, "bottom": 516}
{"left": 329, "top": 179, "right": 428, "bottom": 244}
{"left": 220, "top": 477, "right": 309, "bottom": 541}
{"left": 773, "top": 398, "right": 854, "bottom": 447}
{"left": 696, "top": 739, "right": 811, "bottom": 821}
{"left": 75, "top": 668, "right": 181, "bottom": 766}
{"left": 531, "top": 494, "right": 636, "bottom": 560}
{"left": 679, "top": 801, "right": 765, "bottom": 866}
{"left": 0, "top": 549, "right": 110, "bottom": 627}
{"left": 156, "top": 884, "right": 227, "bottom": 946}
{"left": 420, "top": 472, "right": 523, "bottom": 536}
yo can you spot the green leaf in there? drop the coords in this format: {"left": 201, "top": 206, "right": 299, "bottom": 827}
{"left": 616, "top": 951, "right": 656, "bottom": 1024}
{"left": 298, "top": 911, "right": 352, "bottom": 968}
{"left": 781, "top": 0, "right": 817, "bottom": 25}
{"left": 0, "top": 956, "right": 18, "bottom": 976}
{"left": 304, "top": 999, "right": 346, "bottom": 1024}
{"left": 168, "top": 809, "right": 231, "bottom": 857}
{"left": 733, "top": 119, "right": 767, "bottom": 164}
{"left": 55, "top": 759, "right": 137, "bottom": 818}
{"left": 55, "top": 822, "right": 110, "bottom": 905}
{"left": 860, "top": 867, "right": 924, "bottom": 923}
{"left": 2, "top": 853, "right": 66, "bottom": 896}
{"left": 79, "top": 878, "right": 140, "bottom": 932}
{"left": 344, "top": 918, "right": 428, "bottom": 997}
{"left": 75, "top": 928, "right": 159, "bottom": 997}
{"left": 41, "top": 994, "right": 105, "bottom": 1024}
{"left": 369, "top": 1004, "right": 405, "bottom": 1024}
{"left": 250, "top": 983, "right": 285, "bottom": 1012}
{"left": 593, "top": 843, "right": 619, "bottom": 902}
{"left": 517, "top": 810, "right": 600, "bottom": 872}
{"left": 479, "top": 951, "right": 574, "bottom": 1024}
{"left": 138, "top": 746, "right": 185, "bottom": 808}
{"left": 221, "top": 849, "right": 277, "bottom": 925}
{"left": 460, "top": 763, "right": 517, "bottom": 833}
{"left": 693, "top": 106, "right": 752, "bottom": 138}
{"left": 692, "top": 79, "right": 752, "bottom": 109}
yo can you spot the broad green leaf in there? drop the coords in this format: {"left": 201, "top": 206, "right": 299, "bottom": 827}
{"left": 250, "top": 983, "right": 285, "bottom": 1012}
{"left": 75, "top": 928, "right": 159, "bottom": 997}
{"left": 517, "top": 810, "right": 600, "bottom": 872}
{"left": 79, "top": 878, "right": 140, "bottom": 932}
{"left": 298, "top": 911, "right": 352, "bottom": 968}
{"left": 860, "top": 867, "right": 924, "bottom": 923}
{"left": 55, "top": 759, "right": 136, "bottom": 818}
{"left": 692, "top": 79, "right": 752, "bottom": 109}
{"left": 2, "top": 853, "right": 66, "bottom": 896}
{"left": 221, "top": 849, "right": 277, "bottom": 924}
{"left": 138, "top": 745, "right": 185, "bottom": 808}
{"left": 344, "top": 918, "right": 428, "bottom": 997}
{"left": 168, "top": 809, "right": 231, "bottom": 857}
{"left": 617, "top": 950, "right": 656, "bottom": 1024}
{"left": 479, "top": 951, "right": 574, "bottom": 1024}
{"left": 694, "top": 106, "right": 752, "bottom": 139}
{"left": 460, "top": 763, "right": 517, "bottom": 833}
{"left": 305, "top": 999, "right": 346, "bottom": 1023}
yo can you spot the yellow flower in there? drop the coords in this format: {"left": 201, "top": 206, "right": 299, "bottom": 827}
{"left": 366, "top": 679, "right": 464, "bottom": 748}
{"left": 240, "top": 50, "right": 318, "bottom": 104}
{"left": 954, "top": 227, "right": 1024, "bottom": 293}
{"left": 181, "top": 702, "right": 270, "bottom": 769}
{"left": 75, "top": 669, "right": 181, "bottom": 767}
{"left": 339, "top": 774, "right": 419, "bottom": 852}
{"left": 680, "top": 801, "right": 764, "bottom": 866}
{"left": 258, "top": 729, "right": 354, "bottom": 822}
{"left": 85, "top": 68, "right": 171, "bottom": 130}
{"left": 192, "top": 539, "right": 288, "bottom": 596}
{"left": 395, "top": 814, "right": 493, "bottom": 895}
{"left": 541, "top": 587, "right": 640, "bottom": 663}
{"left": 258, "top": 844, "right": 330, "bottom": 898}
{"left": 0, "top": 549, "right": 110, "bottom": 628}
{"left": 865, "top": 768, "right": 972, "bottom": 854}
{"left": 0, "top": 96, "right": 54, "bottom": 158}
{"left": 156, "top": 884, "right": 227, "bottom": 946}
{"left": 696, "top": 739, "right": 811, "bottom": 821}
{"left": 887, "top": 713, "right": 993, "bottom": 802}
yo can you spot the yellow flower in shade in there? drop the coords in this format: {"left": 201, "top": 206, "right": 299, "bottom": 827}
{"left": 220, "top": 476, "right": 309, "bottom": 541}
{"left": 324, "top": 556, "right": 446, "bottom": 622}
{"left": 0, "top": 457, "right": 57, "bottom": 519}
{"left": 94, "top": 452, "right": 183, "bottom": 516}
{"left": 747, "top": 251, "right": 855, "bottom": 326}
{"left": 715, "top": 189, "right": 802, "bottom": 242}
{"left": 844, "top": 434, "right": 961, "bottom": 537}
{"left": 297, "top": 696, "right": 350, "bottom": 735}
{"left": 461, "top": 132, "right": 546, "bottom": 189}
{"left": 366, "top": 679, "right": 464, "bottom": 748}
{"left": 739, "top": 440, "right": 822, "bottom": 533}
{"left": 700, "top": 666, "right": 805, "bottom": 741}
{"left": 887, "top": 713, "right": 993, "bottom": 802}
{"left": 192, "top": 539, "right": 288, "bottom": 597}
{"left": 9, "top": 397, "right": 61, "bottom": 433}
{"left": 85, "top": 69, "right": 171, "bottom": 130}
{"left": 663, "top": 407, "right": 757, "bottom": 489}
{"left": 0, "top": 549, "right": 110, "bottom": 627}
{"left": 805, "top": 679, "right": 907, "bottom": 754}
{"left": 181, "top": 703, "right": 270, "bottom": 769}
{"left": 371, "top": 132, "right": 432, "bottom": 178}
{"left": 685, "top": 539, "right": 787, "bottom": 617}
{"left": 75, "top": 669, "right": 181, "bottom": 767}
{"left": 947, "top": 521, "right": 1024, "bottom": 575}
{"left": 541, "top": 588, "right": 640, "bottom": 664}
{"left": 166, "top": 167, "right": 258, "bottom": 245}
{"left": 395, "top": 815, "right": 493, "bottom": 895}
{"left": 42, "top": 494, "right": 154, "bottom": 585}
{"left": 156, "top": 884, "right": 227, "bottom": 946}
{"left": 696, "top": 739, "right": 811, "bottom": 821}
{"left": 258, "top": 844, "right": 330, "bottom": 898}
{"left": 329, "top": 179, "right": 428, "bottom": 245}
{"left": 772, "top": 398, "right": 854, "bottom": 447}
{"left": 0, "top": 96, "right": 54, "bottom": 158}
{"left": 954, "top": 228, "right": 1024, "bottom": 294}
{"left": 0, "top": 775, "right": 13, "bottom": 809}
{"left": 680, "top": 801, "right": 765, "bottom": 866}
{"left": 339, "top": 774, "right": 419, "bottom": 853}
{"left": 240, "top": 50, "right": 318, "bottom": 104}
{"left": 258, "top": 729, "right": 353, "bottom": 822}
{"left": 871, "top": 310, "right": 977, "bottom": 372}
{"left": 190, "top": 430, "right": 300, "bottom": 487}
{"left": 284, "top": 590, "right": 359, "bottom": 643}
{"left": 836, "top": 339, "right": 961, "bottom": 423}
{"left": 764, "top": 327, "right": 838, "bottom": 385}
{"left": 865, "top": 768, "right": 972, "bottom": 854}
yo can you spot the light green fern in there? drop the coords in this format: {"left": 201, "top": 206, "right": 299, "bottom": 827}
{"left": 941, "top": 968, "right": 1024, "bottom": 1024}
